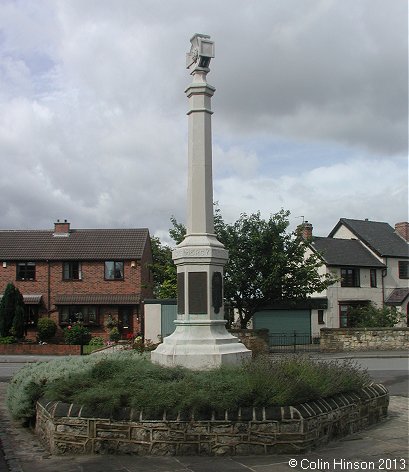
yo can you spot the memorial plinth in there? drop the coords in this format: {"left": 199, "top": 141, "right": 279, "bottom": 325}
{"left": 151, "top": 34, "right": 251, "bottom": 369}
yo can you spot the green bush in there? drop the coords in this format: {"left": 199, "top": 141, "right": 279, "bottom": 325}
{"left": 109, "top": 327, "right": 120, "bottom": 342}
{"left": 88, "top": 336, "right": 105, "bottom": 346}
{"left": 63, "top": 323, "right": 91, "bottom": 345}
{"left": 37, "top": 318, "right": 57, "bottom": 342}
{"left": 0, "top": 336, "right": 17, "bottom": 344}
{"left": 0, "top": 283, "right": 25, "bottom": 338}
{"left": 7, "top": 353, "right": 372, "bottom": 423}
{"left": 349, "top": 304, "right": 403, "bottom": 328}
{"left": 6, "top": 354, "right": 104, "bottom": 423}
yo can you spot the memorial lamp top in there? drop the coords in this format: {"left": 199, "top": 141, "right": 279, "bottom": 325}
{"left": 186, "top": 33, "right": 215, "bottom": 75}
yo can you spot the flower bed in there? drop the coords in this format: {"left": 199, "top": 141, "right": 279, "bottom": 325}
{"left": 35, "top": 384, "right": 389, "bottom": 455}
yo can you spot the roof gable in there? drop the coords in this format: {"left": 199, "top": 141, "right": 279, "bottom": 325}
{"left": 329, "top": 218, "right": 409, "bottom": 258}
{"left": 0, "top": 228, "right": 150, "bottom": 261}
{"left": 312, "top": 237, "right": 385, "bottom": 268}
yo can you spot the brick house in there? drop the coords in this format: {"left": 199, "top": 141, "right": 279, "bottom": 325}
{"left": 0, "top": 220, "right": 153, "bottom": 341}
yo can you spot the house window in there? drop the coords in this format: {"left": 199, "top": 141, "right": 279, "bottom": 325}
{"left": 59, "top": 305, "right": 98, "bottom": 325}
{"left": 339, "top": 302, "right": 368, "bottom": 327}
{"left": 24, "top": 305, "right": 39, "bottom": 327}
{"left": 340, "top": 267, "right": 360, "bottom": 287}
{"left": 317, "top": 309, "right": 325, "bottom": 324}
{"left": 63, "top": 261, "right": 82, "bottom": 280}
{"left": 370, "top": 269, "right": 377, "bottom": 288}
{"left": 398, "top": 261, "right": 409, "bottom": 279}
{"left": 16, "top": 262, "right": 36, "bottom": 281}
{"left": 105, "top": 261, "right": 124, "bottom": 280}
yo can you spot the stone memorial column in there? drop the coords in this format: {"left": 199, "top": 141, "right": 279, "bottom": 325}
{"left": 151, "top": 34, "right": 251, "bottom": 369}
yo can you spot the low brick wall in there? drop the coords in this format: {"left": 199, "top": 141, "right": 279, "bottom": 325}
{"left": 35, "top": 384, "right": 388, "bottom": 456}
{"left": 0, "top": 344, "right": 81, "bottom": 356}
{"left": 320, "top": 328, "right": 409, "bottom": 352}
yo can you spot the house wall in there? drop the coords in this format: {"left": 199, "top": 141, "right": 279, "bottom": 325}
{"left": 0, "top": 258, "right": 151, "bottom": 339}
{"left": 331, "top": 223, "right": 408, "bottom": 298}
{"left": 331, "top": 226, "right": 358, "bottom": 241}
{"left": 0, "top": 260, "right": 145, "bottom": 310}
{"left": 308, "top": 261, "right": 384, "bottom": 331}
{"left": 144, "top": 303, "right": 162, "bottom": 342}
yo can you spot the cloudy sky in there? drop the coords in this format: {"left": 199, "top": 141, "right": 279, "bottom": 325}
{"left": 1, "top": 0, "right": 407, "bottom": 243}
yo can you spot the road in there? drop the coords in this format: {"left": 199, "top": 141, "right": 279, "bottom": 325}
{"left": 0, "top": 353, "right": 407, "bottom": 395}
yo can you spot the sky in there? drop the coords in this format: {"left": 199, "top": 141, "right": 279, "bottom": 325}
{"left": 0, "top": 0, "right": 407, "bottom": 244}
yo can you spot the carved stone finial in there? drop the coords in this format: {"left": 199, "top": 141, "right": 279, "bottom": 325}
{"left": 186, "top": 33, "right": 215, "bottom": 75}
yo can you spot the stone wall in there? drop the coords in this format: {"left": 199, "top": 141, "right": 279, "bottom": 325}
{"left": 229, "top": 329, "right": 270, "bottom": 356}
{"left": 0, "top": 344, "right": 81, "bottom": 355}
{"left": 320, "top": 328, "right": 409, "bottom": 352}
{"left": 35, "top": 384, "right": 388, "bottom": 456}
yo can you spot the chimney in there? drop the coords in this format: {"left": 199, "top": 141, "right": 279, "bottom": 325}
{"left": 395, "top": 222, "right": 409, "bottom": 242}
{"left": 54, "top": 219, "right": 70, "bottom": 236}
{"left": 297, "top": 221, "right": 313, "bottom": 240}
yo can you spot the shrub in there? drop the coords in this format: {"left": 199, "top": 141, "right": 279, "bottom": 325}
{"left": 88, "top": 336, "right": 105, "bottom": 347}
{"left": 6, "top": 354, "right": 105, "bottom": 423}
{"left": 109, "top": 327, "right": 120, "bottom": 342}
{"left": 0, "top": 283, "right": 25, "bottom": 338}
{"left": 37, "top": 318, "right": 57, "bottom": 342}
{"left": 133, "top": 336, "right": 157, "bottom": 353}
{"left": 63, "top": 323, "right": 91, "bottom": 345}
{"left": 20, "top": 353, "right": 371, "bottom": 421}
{"left": 349, "top": 304, "right": 403, "bottom": 328}
{"left": 0, "top": 336, "right": 17, "bottom": 344}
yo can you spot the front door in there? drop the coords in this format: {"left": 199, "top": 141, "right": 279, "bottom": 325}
{"left": 118, "top": 307, "right": 133, "bottom": 340}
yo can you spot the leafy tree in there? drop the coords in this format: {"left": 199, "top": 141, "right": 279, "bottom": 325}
{"left": 349, "top": 304, "right": 402, "bottom": 328}
{"left": 150, "top": 236, "right": 177, "bottom": 298}
{"left": 217, "top": 209, "right": 335, "bottom": 328}
{"left": 159, "top": 208, "right": 335, "bottom": 328}
{"left": 0, "top": 283, "right": 25, "bottom": 338}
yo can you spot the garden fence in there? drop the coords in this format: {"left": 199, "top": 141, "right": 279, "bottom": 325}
{"left": 268, "top": 332, "right": 320, "bottom": 353}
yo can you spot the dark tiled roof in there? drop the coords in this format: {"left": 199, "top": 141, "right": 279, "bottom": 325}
{"left": 385, "top": 288, "right": 409, "bottom": 306}
{"left": 329, "top": 219, "right": 409, "bottom": 258}
{"left": 54, "top": 294, "right": 140, "bottom": 305}
{"left": 0, "top": 294, "right": 42, "bottom": 304}
{"left": 0, "top": 228, "right": 150, "bottom": 261}
{"left": 312, "top": 237, "right": 385, "bottom": 267}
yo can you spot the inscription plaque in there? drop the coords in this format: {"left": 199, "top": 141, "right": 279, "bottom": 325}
{"left": 188, "top": 272, "right": 207, "bottom": 314}
{"left": 177, "top": 273, "right": 185, "bottom": 315}
{"left": 212, "top": 272, "right": 223, "bottom": 314}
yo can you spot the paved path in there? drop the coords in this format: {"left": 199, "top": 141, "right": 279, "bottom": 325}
{"left": 0, "top": 382, "right": 408, "bottom": 472}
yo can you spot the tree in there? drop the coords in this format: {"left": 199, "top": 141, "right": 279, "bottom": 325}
{"left": 150, "top": 236, "right": 177, "bottom": 298}
{"left": 160, "top": 208, "right": 335, "bottom": 328}
{"left": 0, "top": 283, "right": 25, "bottom": 338}
{"left": 217, "top": 210, "right": 335, "bottom": 328}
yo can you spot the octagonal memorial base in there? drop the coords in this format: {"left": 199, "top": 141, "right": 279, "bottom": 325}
{"left": 150, "top": 320, "right": 252, "bottom": 370}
